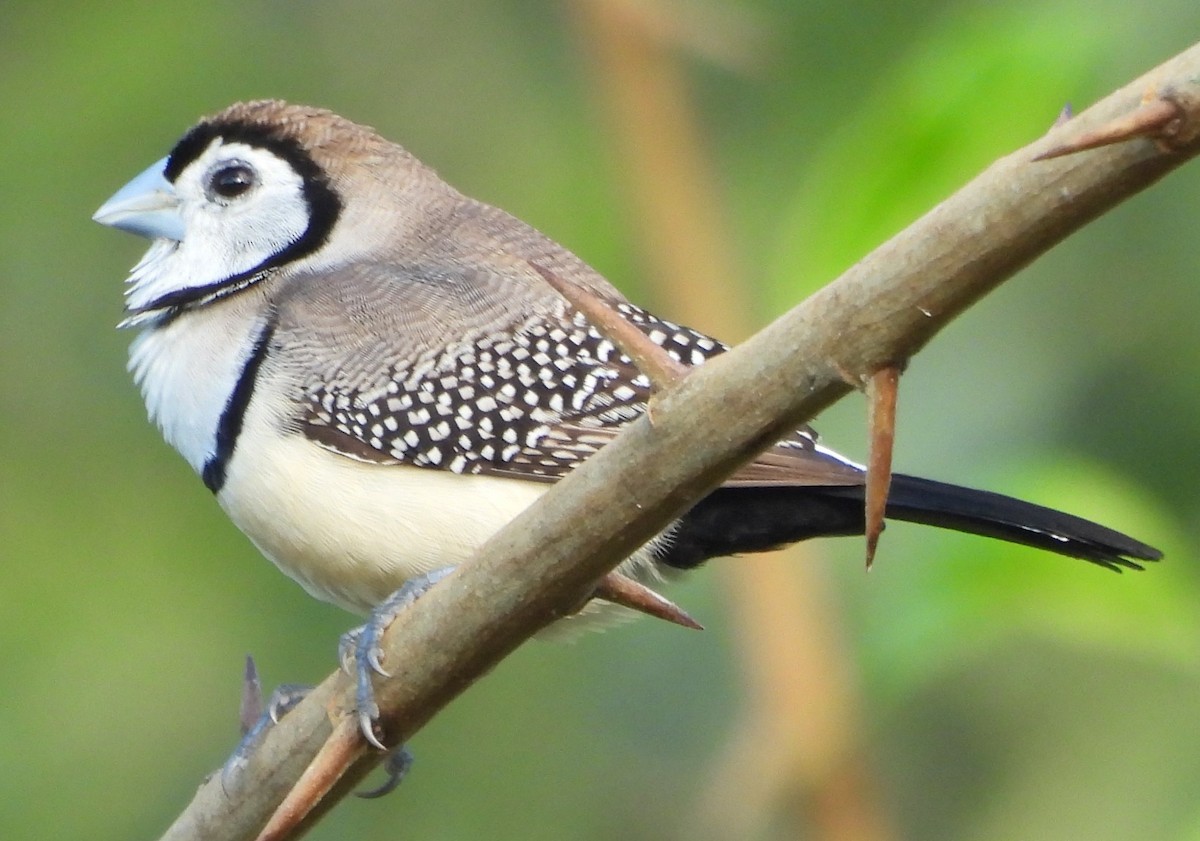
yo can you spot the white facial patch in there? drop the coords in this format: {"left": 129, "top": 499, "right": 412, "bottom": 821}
{"left": 124, "top": 140, "right": 311, "bottom": 313}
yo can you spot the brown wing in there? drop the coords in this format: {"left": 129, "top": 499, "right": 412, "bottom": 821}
{"left": 477, "top": 423, "right": 867, "bottom": 488}
{"left": 284, "top": 261, "right": 854, "bottom": 488}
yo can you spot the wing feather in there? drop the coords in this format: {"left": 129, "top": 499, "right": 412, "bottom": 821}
{"left": 278, "top": 262, "right": 858, "bottom": 490}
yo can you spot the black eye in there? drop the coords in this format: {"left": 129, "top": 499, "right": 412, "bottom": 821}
{"left": 207, "top": 163, "right": 257, "bottom": 199}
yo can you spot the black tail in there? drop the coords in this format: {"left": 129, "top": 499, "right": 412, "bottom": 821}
{"left": 871, "top": 473, "right": 1160, "bottom": 570}
{"left": 660, "top": 474, "right": 1161, "bottom": 572}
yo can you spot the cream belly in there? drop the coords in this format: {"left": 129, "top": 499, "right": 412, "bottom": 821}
{"left": 218, "top": 429, "right": 552, "bottom": 615}
{"left": 218, "top": 430, "right": 671, "bottom": 626}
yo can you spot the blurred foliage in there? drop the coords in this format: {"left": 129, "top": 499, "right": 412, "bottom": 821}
{"left": 2, "top": 1, "right": 1199, "bottom": 839}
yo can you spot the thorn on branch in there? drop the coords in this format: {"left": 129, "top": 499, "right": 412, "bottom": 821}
{"left": 529, "top": 260, "right": 689, "bottom": 389}
{"left": 528, "top": 262, "right": 707, "bottom": 626}
{"left": 240, "top": 655, "right": 264, "bottom": 737}
{"left": 864, "top": 366, "right": 900, "bottom": 569}
{"left": 1034, "top": 93, "right": 1191, "bottom": 160}
{"left": 594, "top": 572, "right": 704, "bottom": 629}
{"left": 255, "top": 721, "right": 365, "bottom": 841}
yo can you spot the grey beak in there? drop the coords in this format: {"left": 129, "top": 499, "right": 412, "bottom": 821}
{"left": 93, "top": 157, "right": 185, "bottom": 242}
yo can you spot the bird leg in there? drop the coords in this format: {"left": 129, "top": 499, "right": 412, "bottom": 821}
{"left": 341, "top": 567, "right": 458, "bottom": 751}
{"left": 222, "top": 659, "right": 312, "bottom": 794}
{"left": 252, "top": 569, "right": 700, "bottom": 829}
{"left": 224, "top": 655, "right": 411, "bottom": 800}
{"left": 346, "top": 566, "right": 701, "bottom": 753}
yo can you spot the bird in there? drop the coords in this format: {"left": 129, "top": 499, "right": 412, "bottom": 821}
{"left": 94, "top": 100, "right": 1160, "bottom": 740}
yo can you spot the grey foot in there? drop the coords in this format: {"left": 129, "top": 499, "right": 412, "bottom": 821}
{"left": 356, "top": 745, "right": 415, "bottom": 799}
{"left": 222, "top": 675, "right": 311, "bottom": 793}
{"left": 222, "top": 656, "right": 415, "bottom": 798}
{"left": 338, "top": 567, "right": 456, "bottom": 750}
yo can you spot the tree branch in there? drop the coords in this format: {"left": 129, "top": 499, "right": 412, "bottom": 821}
{"left": 159, "top": 41, "right": 1200, "bottom": 841}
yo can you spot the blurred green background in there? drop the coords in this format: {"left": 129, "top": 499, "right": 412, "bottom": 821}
{"left": 3, "top": 1, "right": 1200, "bottom": 839}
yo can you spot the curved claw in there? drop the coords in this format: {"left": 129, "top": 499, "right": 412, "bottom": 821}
{"left": 348, "top": 566, "right": 457, "bottom": 749}
{"left": 357, "top": 746, "right": 414, "bottom": 798}
{"left": 365, "top": 643, "right": 391, "bottom": 678}
{"left": 267, "top": 684, "right": 312, "bottom": 724}
{"left": 358, "top": 710, "right": 388, "bottom": 752}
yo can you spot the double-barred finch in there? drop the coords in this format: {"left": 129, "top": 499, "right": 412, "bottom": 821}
{"left": 94, "top": 100, "right": 1159, "bottom": 628}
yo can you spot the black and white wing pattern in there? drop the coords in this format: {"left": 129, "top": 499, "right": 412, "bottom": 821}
{"left": 286, "top": 265, "right": 859, "bottom": 488}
